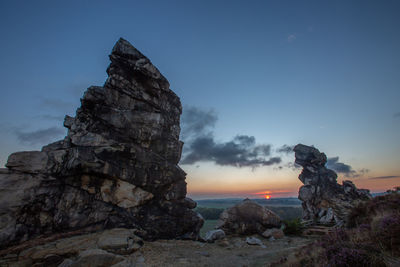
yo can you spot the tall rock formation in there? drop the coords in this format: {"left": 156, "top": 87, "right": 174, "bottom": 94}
{"left": 294, "top": 144, "right": 371, "bottom": 226}
{"left": 0, "top": 38, "right": 203, "bottom": 249}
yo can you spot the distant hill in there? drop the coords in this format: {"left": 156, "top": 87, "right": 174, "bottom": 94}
{"left": 371, "top": 192, "right": 387, "bottom": 197}
{"left": 196, "top": 197, "right": 301, "bottom": 209}
{"left": 196, "top": 193, "right": 387, "bottom": 209}
{"left": 196, "top": 197, "right": 302, "bottom": 221}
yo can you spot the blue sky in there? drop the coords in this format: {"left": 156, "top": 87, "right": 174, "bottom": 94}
{"left": 0, "top": 0, "right": 399, "bottom": 198}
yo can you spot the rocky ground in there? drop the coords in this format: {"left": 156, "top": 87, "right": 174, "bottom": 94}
{"left": 0, "top": 228, "right": 314, "bottom": 267}
{"left": 139, "top": 236, "right": 312, "bottom": 267}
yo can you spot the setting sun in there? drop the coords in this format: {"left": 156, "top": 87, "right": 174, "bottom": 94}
{"left": 264, "top": 195, "right": 271, "bottom": 199}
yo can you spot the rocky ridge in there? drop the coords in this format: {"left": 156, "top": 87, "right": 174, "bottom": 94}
{"left": 0, "top": 38, "right": 203, "bottom": 249}
{"left": 294, "top": 144, "right": 371, "bottom": 225}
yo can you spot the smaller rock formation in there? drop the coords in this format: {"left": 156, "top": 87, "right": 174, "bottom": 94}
{"left": 294, "top": 144, "right": 371, "bottom": 226}
{"left": 216, "top": 199, "right": 281, "bottom": 235}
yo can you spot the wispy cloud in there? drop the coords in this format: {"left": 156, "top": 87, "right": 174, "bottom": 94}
{"left": 368, "top": 175, "right": 400, "bottom": 180}
{"left": 326, "top": 157, "right": 354, "bottom": 174}
{"left": 287, "top": 34, "right": 296, "bottom": 42}
{"left": 181, "top": 106, "right": 217, "bottom": 141}
{"left": 286, "top": 162, "right": 302, "bottom": 170}
{"left": 394, "top": 112, "right": 400, "bottom": 118}
{"left": 326, "top": 157, "right": 368, "bottom": 178}
{"left": 15, "top": 127, "right": 65, "bottom": 145}
{"left": 276, "top": 144, "right": 294, "bottom": 154}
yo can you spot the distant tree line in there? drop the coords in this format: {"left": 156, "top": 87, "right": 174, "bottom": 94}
{"left": 266, "top": 206, "right": 302, "bottom": 220}
{"left": 195, "top": 207, "right": 224, "bottom": 220}
{"left": 195, "top": 206, "right": 302, "bottom": 220}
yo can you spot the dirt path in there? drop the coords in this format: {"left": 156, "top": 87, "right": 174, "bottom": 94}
{"left": 0, "top": 231, "right": 314, "bottom": 267}
{"left": 138, "top": 236, "right": 313, "bottom": 267}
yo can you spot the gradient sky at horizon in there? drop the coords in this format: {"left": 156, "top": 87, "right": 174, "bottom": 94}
{"left": 0, "top": 0, "right": 399, "bottom": 199}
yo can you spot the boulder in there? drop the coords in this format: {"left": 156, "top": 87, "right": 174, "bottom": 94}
{"left": 216, "top": 199, "right": 281, "bottom": 235}
{"left": 261, "top": 228, "right": 284, "bottom": 239}
{"left": 1, "top": 228, "right": 143, "bottom": 266}
{"left": 294, "top": 144, "right": 371, "bottom": 226}
{"left": 245, "top": 237, "right": 266, "bottom": 248}
{"left": 96, "top": 228, "right": 143, "bottom": 255}
{"left": 71, "top": 249, "right": 125, "bottom": 267}
{"left": 0, "top": 38, "right": 203, "bottom": 249}
{"left": 204, "top": 229, "right": 225, "bottom": 243}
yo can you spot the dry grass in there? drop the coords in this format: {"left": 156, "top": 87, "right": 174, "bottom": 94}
{"left": 289, "top": 191, "right": 400, "bottom": 266}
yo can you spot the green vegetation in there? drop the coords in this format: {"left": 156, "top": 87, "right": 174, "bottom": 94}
{"left": 196, "top": 199, "right": 303, "bottom": 238}
{"left": 200, "top": 220, "right": 218, "bottom": 237}
{"left": 267, "top": 206, "right": 302, "bottom": 220}
{"left": 386, "top": 186, "right": 400, "bottom": 194}
{"left": 196, "top": 198, "right": 301, "bottom": 209}
{"left": 195, "top": 205, "right": 302, "bottom": 221}
{"left": 195, "top": 207, "right": 224, "bottom": 220}
{"left": 282, "top": 218, "right": 304, "bottom": 236}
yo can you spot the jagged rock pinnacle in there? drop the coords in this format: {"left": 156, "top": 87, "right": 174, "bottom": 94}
{"left": 106, "top": 37, "right": 170, "bottom": 91}
{"left": 0, "top": 38, "right": 203, "bottom": 249}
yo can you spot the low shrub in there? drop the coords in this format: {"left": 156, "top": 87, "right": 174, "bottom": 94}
{"left": 283, "top": 218, "right": 304, "bottom": 236}
{"left": 372, "top": 213, "right": 400, "bottom": 254}
{"left": 347, "top": 191, "right": 400, "bottom": 228}
{"left": 195, "top": 207, "right": 224, "bottom": 220}
{"left": 317, "top": 229, "right": 385, "bottom": 267}
{"left": 292, "top": 192, "right": 400, "bottom": 266}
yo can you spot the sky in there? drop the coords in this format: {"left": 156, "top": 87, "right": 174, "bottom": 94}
{"left": 0, "top": 0, "right": 399, "bottom": 200}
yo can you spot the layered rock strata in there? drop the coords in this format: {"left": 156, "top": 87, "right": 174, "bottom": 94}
{"left": 294, "top": 144, "right": 371, "bottom": 226}
{"left": 0, "top": 38, "right": 203, "bottom": 249}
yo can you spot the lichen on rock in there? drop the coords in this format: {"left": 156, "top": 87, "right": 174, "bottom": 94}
{"left": 0, "top": 38, "right": 203, "bottom": 249}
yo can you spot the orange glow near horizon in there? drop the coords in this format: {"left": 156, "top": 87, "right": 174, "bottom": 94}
{"left": 184, "top": 163, "right": 303, "bottom": 199}
{"left": 184, "top": 163, "right": 400, "bottom": 200}
{"left": 265, "top": 195, "right": 271, "bottom": 199}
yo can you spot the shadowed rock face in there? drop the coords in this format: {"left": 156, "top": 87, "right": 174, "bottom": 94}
{"left": 0, "top": 38, "right": 203, "bottom": 249}
{"left": 294, "top": 144, "right": 371, "bottom": 226}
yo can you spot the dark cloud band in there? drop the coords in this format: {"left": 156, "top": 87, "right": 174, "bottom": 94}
{"left": 277, "top": 144, "right": 294, "bottom": 154}
{"left": 180, "top": 106, "right": 281, "bottom": 168}
{"left": 368, "top": 175, "right": 400, "bottom": 180}
{"left": 326, "top": 157, "right": 368, "bottom": 178}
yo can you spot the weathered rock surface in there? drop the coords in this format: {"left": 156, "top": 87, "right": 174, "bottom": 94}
{"left": 0, "top": 228, "right": 143, "bottom": 267}
{"left": 204, "top": 229, "right": 225, "bottom": 243}
{"left": 216, "top": 199, "right": 281, "bottom": 235}
{"left": 245, "top": 237, "right": 266, "bottom": 248}
{"left": 294, "top": 144, "right": 371, "bottom": 226}
{"left": 0, "top": 38, "right": 203, "bottom": 249}
{"left": 261, "top": 228, "right": 284, "bottom": 239}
